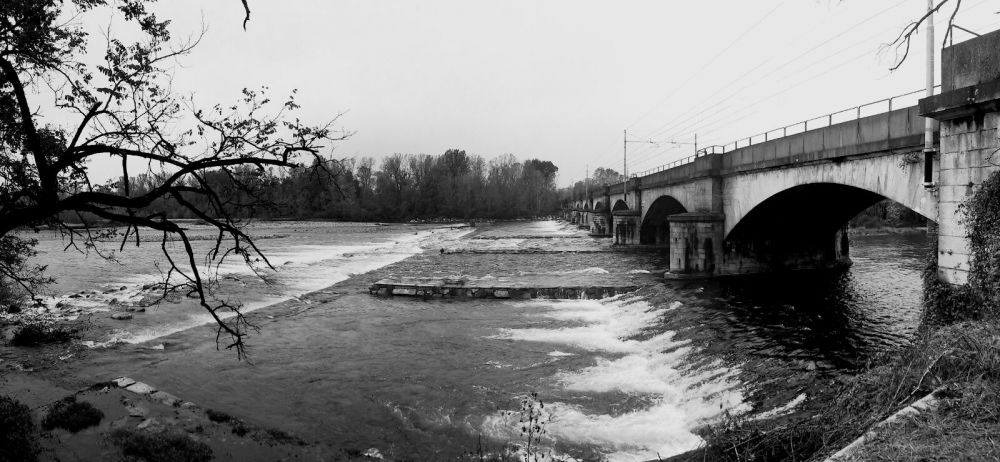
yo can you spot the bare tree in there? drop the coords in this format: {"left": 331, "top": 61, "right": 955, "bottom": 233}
{"left": 884, "top": 0, "right": 973, "bottom": 71}
{"left": 0, "top": 1, "right": 348, "bottom": 358}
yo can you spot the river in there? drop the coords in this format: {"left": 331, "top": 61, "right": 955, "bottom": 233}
{"left": 3, "top": 220, "right": 928, "bottom": 461}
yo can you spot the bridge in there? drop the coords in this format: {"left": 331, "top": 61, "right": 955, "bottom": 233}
{"left": 567, "top": 29, "right": 1000, "bottom": 285}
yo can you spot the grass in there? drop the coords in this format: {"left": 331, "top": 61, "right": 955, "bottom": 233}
{"left": 673, "top": 319, "right": 1000, "bottom": 462}
{"left": 41, "top": 396, "right": 104, "bottom": 433}
{"left": 110, "top": 429, "right": 213, "bottom": 462}
{"left": 0, "top": 395, "right": 38, "bottom": 462}
{"left": 855, "top": 379, "right": 1000, "bottom": 461}
{"left": 9, "top": 322, "right": 76, "bottom": 346}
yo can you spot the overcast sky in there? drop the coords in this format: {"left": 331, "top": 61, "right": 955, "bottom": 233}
{"left": 76, "top": 0, "right": 1000, "bottom": 186}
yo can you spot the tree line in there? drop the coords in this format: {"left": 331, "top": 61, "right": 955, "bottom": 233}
{"left": 115, "top": 150, "right": 561, "bottom": 222}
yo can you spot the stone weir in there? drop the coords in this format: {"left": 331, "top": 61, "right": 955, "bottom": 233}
{"left": 369, "top": 277, "right": 637, "bottom": 300}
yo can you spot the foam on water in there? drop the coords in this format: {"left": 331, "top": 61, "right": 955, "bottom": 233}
{"left": 486, "top": 297, "right": 748, "bottom": 460}
{"left": 62, "top": 226, "right": 472, "bottom": 346}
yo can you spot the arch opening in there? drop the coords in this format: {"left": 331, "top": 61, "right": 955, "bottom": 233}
{"left": 612, "top": 200, "right": 628, "bottom": 212}
{"left": 725, "top": 183, "right": 934, "bottom": 272}
{"left": 640, "top": 196, "right": 687, "bottom": 245}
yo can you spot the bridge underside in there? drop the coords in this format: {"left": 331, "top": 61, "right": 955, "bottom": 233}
{"left": 718, "top": 184, "right": 884, "bottom": 275}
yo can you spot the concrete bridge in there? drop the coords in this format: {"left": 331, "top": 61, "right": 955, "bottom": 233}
{"left": 567, "top": 29, "right": 1000, "bottom": 285}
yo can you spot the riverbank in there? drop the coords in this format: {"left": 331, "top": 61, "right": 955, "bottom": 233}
{"left": 665, "top": 318, "right": 1000, "bottom": 461}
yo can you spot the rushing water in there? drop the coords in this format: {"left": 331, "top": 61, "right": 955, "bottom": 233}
{"left": 7, "top": 221, "right": 928, "bottom": 461}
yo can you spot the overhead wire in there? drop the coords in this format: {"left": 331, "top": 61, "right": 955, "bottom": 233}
{"left": 633, "top": 0, "right": 912, "bottom": 145}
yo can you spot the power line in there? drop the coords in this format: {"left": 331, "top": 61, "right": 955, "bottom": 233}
{"left": 631, "top": 0, "right": 911, "bottom": 143}
{"left": 625, "top": 1, "right": 785, "bottom": 130}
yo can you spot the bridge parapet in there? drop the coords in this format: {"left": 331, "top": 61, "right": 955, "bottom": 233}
{"left": 721, "top": 106, "right": 930, "bottom": 175}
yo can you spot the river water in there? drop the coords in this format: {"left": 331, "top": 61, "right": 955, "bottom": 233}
{"left": 7, "top": 221, "right": 928, "bottom": 461}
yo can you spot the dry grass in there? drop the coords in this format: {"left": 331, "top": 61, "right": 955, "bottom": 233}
{"left": 854, "top": 379, "right": 1000, "bottom": 461}
{"left": 673, "top": 320, "right": 1000, "bottom": 462}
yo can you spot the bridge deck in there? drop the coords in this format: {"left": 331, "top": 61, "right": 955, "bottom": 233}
{"left": 605, "top": 105, "right": 935, "bottom": 192}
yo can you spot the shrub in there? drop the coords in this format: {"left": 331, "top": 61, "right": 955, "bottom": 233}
{"left": 9, "top": 323, "right": 76, "bottom": 347}
{"left": 0, "top": 395, "right": 39, "bottom": 462}
{"left": 204, "top": 408, "right": 232, "bottom": 423}
{"left": 964, "top": 170, "right": 1000, "bottom": 318}
{"left": 41, "top": 396, "right": 103, "bottom": 432}
{"left": 110, "top": 429, "right": 213, "bottom": 462}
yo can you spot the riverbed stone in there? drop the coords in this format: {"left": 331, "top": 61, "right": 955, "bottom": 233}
{"left": 125, "top": 382, "right": 156, "bottom": 395}
{"left": 126, "top": 403, "right": 149, "bottom": 418}
{"left": 151, "top": 391, "right": 181, "bottom": 407}
{"left": 137, "top": 418, "right": 163, "bottom": 432}
{"left": 113, "top": 377, "right": 136, "bottom": 388}
{"left": 110, "top": 312, "right": 132, "bottom": 320}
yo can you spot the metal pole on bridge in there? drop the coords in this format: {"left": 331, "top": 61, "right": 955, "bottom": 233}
{"left": 923, "top": 0, "right": 936, "bottom": 187}
{"left": 623, "top": 129, "right": 628, "bottom": 208}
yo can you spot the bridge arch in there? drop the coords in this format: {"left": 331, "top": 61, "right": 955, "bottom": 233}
{"left": 640, "top": 195, "right": 688, "bottom": 245}
{"left": 594, "top": 201, "right": 608, "bottom": 213}
{"left": 612, "top": 200, "right": 628, "bottom": 212}
{"left": 724, "top": 182, "right": 935, "bottom": 272}
{"left": 723, "top": 155, "right": 936, "bottom": 237}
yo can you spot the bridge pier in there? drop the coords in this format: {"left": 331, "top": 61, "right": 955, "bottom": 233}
{"left": 664, "top": 213, "right": 723, "bottom": 278}
{"left": 590, "top": 211, "right": 612, "bottom": 236}
{"left": 612, "top": 210, "right": 640, "bottom": 245}
{"left": 920, "top": 29, "right": 1000, "bottom": 284}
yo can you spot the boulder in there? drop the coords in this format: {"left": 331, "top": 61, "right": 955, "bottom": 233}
{"left": 113, "top": 377, "right": 136, "bottom": 388}
{"left": 125, "top": 382, "right": 156, "bottom": 395}
{"left": 110, "top": 312, "right": 132, "bottom": 320}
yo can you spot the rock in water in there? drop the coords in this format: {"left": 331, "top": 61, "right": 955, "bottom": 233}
{"left": 111, "top": 312, "right": 132, "bottom": 320}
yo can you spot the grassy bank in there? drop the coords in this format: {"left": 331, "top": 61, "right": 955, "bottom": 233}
{"left": 669, "top": 318, "right": 1000, "bottom": 461}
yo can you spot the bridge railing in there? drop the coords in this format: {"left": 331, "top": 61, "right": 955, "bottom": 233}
{"left": 632, "top": 86, "right": 940, "bottom": 178}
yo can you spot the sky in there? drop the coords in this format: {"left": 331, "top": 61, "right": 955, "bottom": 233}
{"left": 68, "top": 0, "right": 1000, "bottom": 186}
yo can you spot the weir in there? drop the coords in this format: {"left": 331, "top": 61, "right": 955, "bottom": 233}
{"left": 369, "top": 277, "right": 638, "bottom": 299}
{"left": 567, "top": 29, "right": 1000, "bottom": 285}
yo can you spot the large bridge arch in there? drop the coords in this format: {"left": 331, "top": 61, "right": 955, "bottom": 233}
{"left": 722, "top": 180, "right": 937, "bottom": 274}
{"left": 723, "top": 153, "right": 936, "bottom": 237}
{"left": 640, "top": 195, "right": 688, "bottom": 245}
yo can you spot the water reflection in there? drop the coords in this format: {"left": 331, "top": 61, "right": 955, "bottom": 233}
{"left": 705, "top": 232, "right": 928, "bottom": 366}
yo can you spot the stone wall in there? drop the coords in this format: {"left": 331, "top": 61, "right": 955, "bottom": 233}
{"left": 933, "top": 111, "right": 1000, "bottom": 284}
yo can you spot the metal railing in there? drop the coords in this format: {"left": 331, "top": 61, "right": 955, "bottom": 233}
{"left": 630, "top": 86, "right": 940, "bottom": 178}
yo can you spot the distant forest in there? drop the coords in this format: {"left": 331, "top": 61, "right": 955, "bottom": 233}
{"left": 106, "top": 150, "right": 561, "bottom": 222}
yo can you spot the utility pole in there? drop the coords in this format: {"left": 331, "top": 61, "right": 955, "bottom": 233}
{"left": 623, "top": 129, "right": 658, "bottom": 208}
{"left": 924, "top": 0, "right": 936, "bottom": 187}
{"left": 623, "top": 130, "right": 628, "bottom": 206}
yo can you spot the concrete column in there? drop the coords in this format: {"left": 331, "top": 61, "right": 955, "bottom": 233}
{"left": 664, "top": 213, "right": 724, "bottom": 278}
{"left": 919, "top": 29, "right": 1000, "bottom": 284}
{"left": 612, "top": 211, "right": 640, "bottom": 245}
